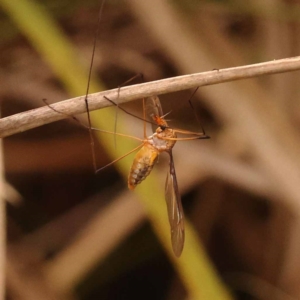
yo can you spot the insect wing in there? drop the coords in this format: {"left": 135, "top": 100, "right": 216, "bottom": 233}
{"left": 165, "top": 152, "right": 185, "bottom": 257}
{"left": 146, "top": 95, "right": 164, "bottom": 132}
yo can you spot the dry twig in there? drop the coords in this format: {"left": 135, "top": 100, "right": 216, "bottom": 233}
{"left": 1, "top": 56, "right": 300, "bottom": 138}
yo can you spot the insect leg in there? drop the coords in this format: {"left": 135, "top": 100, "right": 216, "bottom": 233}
{"left": 84, "top": 0, "right": 107, "bottom": 173}
{"left": 96, "top": 143, "right": 144, "bottom": 173}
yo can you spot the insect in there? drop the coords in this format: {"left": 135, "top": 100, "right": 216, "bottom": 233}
{"left": 94, "top": 93, "right": 209, "bottom": 257}
{"left": 79, "top": 0, "right": 210, "bottom": 257}
{"left": 128, "top": 95, "right": 184, "bottom": 255}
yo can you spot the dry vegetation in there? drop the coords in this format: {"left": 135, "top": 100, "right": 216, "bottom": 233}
{"left": 1, "top": 0, "right": 300, "bottom": 299}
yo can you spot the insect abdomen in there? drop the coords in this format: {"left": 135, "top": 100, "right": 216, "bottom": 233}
{"left": 128, "top": 144, "right": 159, "bottom": 190}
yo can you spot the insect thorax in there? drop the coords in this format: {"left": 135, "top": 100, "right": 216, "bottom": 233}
{"left": 147, "top": 127, "right": 177, "bottom": 152}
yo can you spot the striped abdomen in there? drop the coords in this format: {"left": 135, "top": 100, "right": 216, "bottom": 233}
{"left": 128, "top": 143, "right": 159, "bottom": 190}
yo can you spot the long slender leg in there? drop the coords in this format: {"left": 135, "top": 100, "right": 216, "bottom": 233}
{"left": 95, "top": 143, "right": 143, "bottom": 173}
{"left": 143, "top": 98, "right": 147, "bottom": 138}
{"left": 44, "top": 99, "right": 143, "bottom": 142}
{"left": 103, "top": 96, "right": 156, "bottom": 127}
{"left": 188, "top": 87, "right": 208, "bottom": 136}
{"left": 84, "top": 0, "right": 107, "bottom": 173}
{"left": 172, "top": 128, "right": 210, "bottom": 139}
{"left": 114, "top": 74, "right": 144, "bottom": 148}
{"left": 161, "top": 136, "right": 210, "bottom": 141}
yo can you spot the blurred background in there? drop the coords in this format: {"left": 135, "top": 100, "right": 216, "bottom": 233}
{"left": 1, "top": 0, "right": 300, "bottom": 299}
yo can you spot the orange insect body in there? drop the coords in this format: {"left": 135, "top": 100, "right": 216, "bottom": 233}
{"left": 97, "top": 95, "right": 208, "bottom": 257}
{"left": 128, "top": 116, "right": 176, "bottom": 190}
{"left": 128, "top": 144, "right": 158, "bottom": 190}
{"left": 126, "top": 97, "right": 192, "bottom": 257}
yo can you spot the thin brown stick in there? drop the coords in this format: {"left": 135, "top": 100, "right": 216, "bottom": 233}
{"left": 1, "top": 56, "right": 300, "bottom": 138}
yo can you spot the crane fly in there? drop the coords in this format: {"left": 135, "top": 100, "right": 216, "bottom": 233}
{"left": 42, "top": 0, "right": 210, "bottom": 256}
{"left": 128, "top": 95, "right": 184, "bottom": 256}
{"left": 69, "top": 91, "right": 208, "bottom": 256}
{"left": 97, "top": 94, "right": 209, "bottom": 257}
{"left": 74, "top": 0, "right": 210, "bottom": 257}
